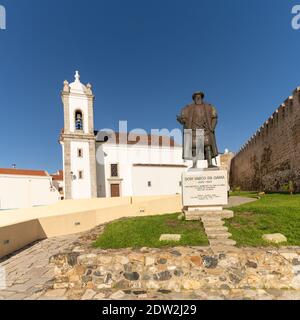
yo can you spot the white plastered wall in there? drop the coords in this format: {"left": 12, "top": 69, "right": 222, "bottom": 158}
{"left": 0, "top": 175, "right": 60, "bottom": 210}
{"left": 96, "top": 144, "right": 187, "bottom": 197}
{"left": 70, "top": 141, "right": 92, "bottom": 199}
{"left": 132, "top": 166, "right": 184, "bottom": 196}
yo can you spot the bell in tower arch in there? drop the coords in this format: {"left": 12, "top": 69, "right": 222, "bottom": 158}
{"left": 75, "top": 110, "right": 83, "bottom": 131}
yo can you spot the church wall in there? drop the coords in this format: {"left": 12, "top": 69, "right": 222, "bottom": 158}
{"left": 95, "top": 144, "right": 106, "bottom": 197}
{"left": 132, "top": 166, "right": 183, "bottom": 196}
{"left": 230, "top": 87, "right": 300, "bottom": 192}
{"left": 61, "top": 142, "right": 66, "bottom": 198}
{"left": 70, "top": 141, "right": 92, "bottom": 199}
{"left": 96, "top": 144, "right": 187, "bottom": 197}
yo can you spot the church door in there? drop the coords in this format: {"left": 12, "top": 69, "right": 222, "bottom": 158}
{"left": 110, "top": 184, "right": 120, "bottom": 197}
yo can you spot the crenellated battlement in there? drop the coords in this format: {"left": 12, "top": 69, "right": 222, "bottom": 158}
{"left": 237, "top": 87, "right": 300, "bottom": 155}
{"left": 230, "top": 87, "right": 300, "bottom": 192}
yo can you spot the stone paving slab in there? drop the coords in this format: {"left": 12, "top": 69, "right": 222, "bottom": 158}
{"left": 0, "top": 234, "right": 78, "bottom": 300}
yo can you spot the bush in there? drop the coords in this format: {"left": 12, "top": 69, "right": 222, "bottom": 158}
{"left": 282, "top": 181, "right": 296, "bottom": 195}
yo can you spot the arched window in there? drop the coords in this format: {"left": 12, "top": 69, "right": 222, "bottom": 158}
{"left": 75, "top": 110, "right": 83, "bottom": 131}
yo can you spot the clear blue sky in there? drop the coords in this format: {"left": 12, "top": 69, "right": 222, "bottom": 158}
{"left": 0, "top": 0, "right": 299, "bottom": 172}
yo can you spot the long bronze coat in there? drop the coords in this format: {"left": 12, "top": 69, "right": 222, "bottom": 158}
{"left": 179, "top": 102, "right": 218, "bottom": 158}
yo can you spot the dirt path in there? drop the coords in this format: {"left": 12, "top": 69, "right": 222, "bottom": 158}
{"left": 226, "top": 196, "right": 258, "bottom": 208}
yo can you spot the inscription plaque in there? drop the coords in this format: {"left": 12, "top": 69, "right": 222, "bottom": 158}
{"left": 182, "top": 170, "right": 228, "bottom": 207}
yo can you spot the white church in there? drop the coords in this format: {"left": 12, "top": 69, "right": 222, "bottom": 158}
{"left": 59, "top": 71, "right": 223, "bottom": 200}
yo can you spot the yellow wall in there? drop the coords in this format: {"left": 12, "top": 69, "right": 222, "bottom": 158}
{"left": 0, "top": 220, "right": 46, "bottom": 258}
{"left": 0, "top": 195, "right": 182, "bottom": 258}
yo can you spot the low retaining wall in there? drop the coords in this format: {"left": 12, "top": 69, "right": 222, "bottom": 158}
{"left": 0, "top": 220, "right": 46, "bottom": 258}
{"left": 45, "top": 221, "right": 300, "bottom": 299}
{"left": 0, "top": 195, "right": 182, "bottom": 258}
{"left": 49, "top": 246, "right": 300, "bottom": 299}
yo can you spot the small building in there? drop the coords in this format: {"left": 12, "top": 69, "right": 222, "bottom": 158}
{"left": 0, "top": 168, "right": 61, "bottom": 210}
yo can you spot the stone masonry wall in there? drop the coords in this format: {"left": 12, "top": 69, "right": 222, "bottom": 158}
{"left": 49, "top": 247, "right": 300, "bottom": 300}
{"left": 230, "top": 87, "right": 300, "bottom": 192}
{"left": 46, "top": 225, "right": 300, "bottom": 300}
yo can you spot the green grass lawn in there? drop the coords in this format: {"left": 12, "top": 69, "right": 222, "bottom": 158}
{"left": 93, "top": 213, "right": 209, "bottom": 249}
{"left": 93, "top": 194, "right": 300, "bottom": 249}
{"left": 227, "top": 193, "right": 300, "bottom": 247}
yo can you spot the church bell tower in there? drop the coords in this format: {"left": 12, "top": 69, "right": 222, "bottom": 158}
{"left": 60, "top": 71, "right": 97, "bottom": 199}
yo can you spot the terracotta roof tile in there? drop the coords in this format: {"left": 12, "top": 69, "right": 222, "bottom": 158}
{"left": 51, "top": 170, "right": 64, "bottom": 181}
{"left": 0, "top": 168, "right": 48, "bottom": 177}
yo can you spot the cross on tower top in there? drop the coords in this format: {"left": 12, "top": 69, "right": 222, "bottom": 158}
{"left": 75, "top": 70, "right": 80, "bottom": 82}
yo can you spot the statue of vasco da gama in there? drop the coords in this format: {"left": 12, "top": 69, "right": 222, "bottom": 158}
{"left": 177, "top": 91, "right": 218, "bottom": 168}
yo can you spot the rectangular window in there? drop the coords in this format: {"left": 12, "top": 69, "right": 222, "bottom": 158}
{"left": 77, "top": 148, "right": 83, "bottom": 158}
{"left": 111, "top": 164, "right": 118, "bottom": 177}
{"left": 179, "top": 181, "right": 182, "bottom": 187}
{"left": 148, "top": 181, "right": 152, "bottom": 187}
{"left": 78, "top": 170, "right": 84, "bottom": 180}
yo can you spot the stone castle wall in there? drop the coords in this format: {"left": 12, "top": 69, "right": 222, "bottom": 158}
{"left": 230, "top": 87, "right": 300, "bottom": 192}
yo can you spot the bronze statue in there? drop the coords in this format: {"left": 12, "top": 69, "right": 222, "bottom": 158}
{"left": 177, "top": 92, "right": 218, "bottom": 168}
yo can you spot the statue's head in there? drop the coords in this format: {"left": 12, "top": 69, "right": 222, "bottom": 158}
{"left": 192, "top": 92, "right": 205, "bottom": 104}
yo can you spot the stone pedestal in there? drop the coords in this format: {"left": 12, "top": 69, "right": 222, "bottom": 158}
{"left": 182, "top": 168, "right": 236, "bottom": 249}
{"left": 182, "top": 168, "right": 229, "bottom": 220}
